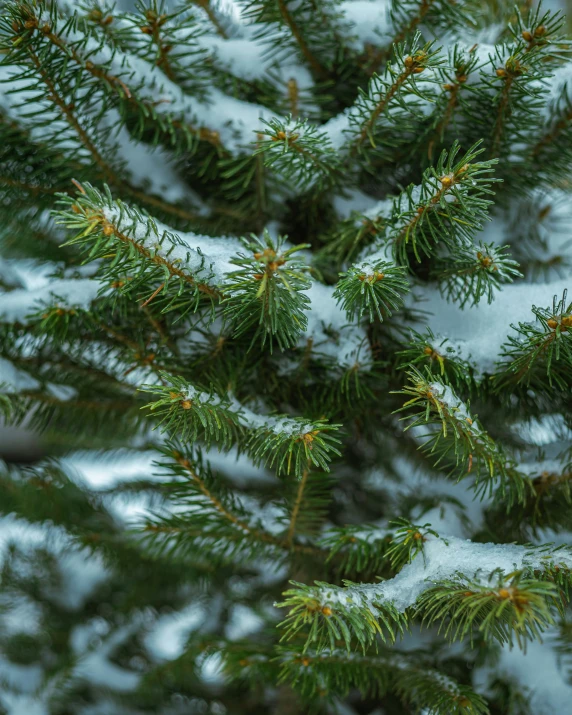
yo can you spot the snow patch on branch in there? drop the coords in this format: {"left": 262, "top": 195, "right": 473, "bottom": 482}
{"left": 317, "top": 535, "right": 572, "bottom": 613}
{"left": 100, "top": 205, "right": 244, "bottom": 286}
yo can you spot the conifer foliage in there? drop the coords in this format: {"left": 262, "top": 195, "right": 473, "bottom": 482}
{"left": 1, "top": 0, "right": 572, "bottom": 712}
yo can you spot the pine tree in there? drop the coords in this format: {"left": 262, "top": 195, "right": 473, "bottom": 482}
{"left": 1, "top": 0, "right": 572, "bottom": 712}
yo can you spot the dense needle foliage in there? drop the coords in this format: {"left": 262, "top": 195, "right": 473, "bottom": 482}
{"left": 1, "top": 0, "right": 572, "bottom": 713}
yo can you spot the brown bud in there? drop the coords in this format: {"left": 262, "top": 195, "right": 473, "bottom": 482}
{"left": 301, "top": 657, "right": 310, "bottom": 667}
{"left": 521, "top": 30, "right": 533, "bottom": 42}
{"left": 440, "top": 175, "right": 454, "bottom": 188}
{"left": 102, "top": 224, "right": 114, "bottom": 236}
{"left": 457, "top": 74, "right": 468, "bottom": 83}
{"left": 412, "top": 66, "right": 425, "bottom": 74}
{"left": 496, "top": 67, "right": 507, "bottom": 78}
{"left": 547, "top": 318, "right": 558, "bottom": 330}
{"left": 534, "top": 25, "right": 546, "bottom": 37}
{"left": 404, "top": 55, "right": 414, "bottom": 67}
{"left": 321, "top": 606, "right": 333, "bottom": 617}
{"left": 140, "top": 25, "right": 153, "bottom": 34}
{"left": 498, "top": 588, "right": 511, "bottom": 599}
{"left": 102, "top": 15, "right": 114, "bottom": 25}
{"left": 443, "top": 83, "right": 456, "bottom": 91}
{"left": 181, "top": 400, "right": 192, "bottom": 410}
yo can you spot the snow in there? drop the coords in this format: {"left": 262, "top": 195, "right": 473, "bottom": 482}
{"left": 474, "top": 630, "right": 572, "bottom": 714}
{"left": 301, "top": 282, "right": 372, "bottom": 370}
{"left": 62, "top": 450, "right": 160, "bottom": 490}
{"left": 0, "top": 516, "right": 108, "bottom": 610}
{"left": 0, "top": 358, "right": 40, "bottom": 393}
{"left": 71, "top": 622, "right": 140, "bottom": 692}
{"left": 340, "top": 0, "right": 393, "bottom": 49}
{"left": 543, "top": 60, "right": 572, "bottom": 118}
{"left": 225, "top": 604, "right": 264, "bottom": 640}
{"left": 316, "top": 534, "right": 572, "bottom": 614}
{"left": 333, "top": 189, "right": 381, "bottom": 219}
{"left": 145, "top": 604, "right": 206, "bottom": 660}
{"left": 206, "top": 446, "right": 277, "bottom": 485}
{"left": 512, "top": 414, "right": 571, "bottom": 447}
{"left": 68, "top": 29, "right": 276, "bottom": 154}
{"left": 430, "top": 382, "right": 480, "bottom": 433}
{"left": 322, "top": 108, "right": 352, "bottom": 150}
{"left": 0, "top": 279, "right": 101, "bottom": 323}
{"left": 416, "top": 278, "right": 571, "bottom": 374}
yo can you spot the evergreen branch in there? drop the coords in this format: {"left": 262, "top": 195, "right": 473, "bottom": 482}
{"left": 351, "top": 35, "right": 443, "bottom": 155}
{"left": 55, "top": 184, "right": 221, "bottom": 316}
{"left": 364, "top": 0, "right": 439, "bottom": 75}
{"left": 142, "top": 446, "right": 325, "bottom": 558}
{"left": 255, "top": 116, "right": 343, "bottom": 190}
{"left": 278, "top": 535, "right": 572, "bottom": 653}
{"left": 389, "top": 142, "right": 498, "bottom": 264}
{"left": 140, "top": 373, "right": 341, "bottom": 476}
{"left": 276, "top": 646, "right": 489, "bottom": 713}
{"left": 397, "top": 329, "right": 475, "bottom": 387}
{"left": 192, "top": 0, "right": 228, "bottom": 38}
{"left": 278, "top": 580, "right": 406, "bottom": 653}
{"left": 434, "top": 242, "right": 521, "bottom": 307}
{"left": 394, "top": 368, "right": 528, "bottom": 501}
{"left": 222, "top": 231, "right": 311, "bottom": 351}
{"left": 491, "top": 290, "right": 572, "bottom": 392}
{"left": 320, "top": 525, "right": 393, "bottom": 577}
{"left": 334, "top": 258, "right": 409, "bottom": 322}
{"left": 416, "top": 572, "right": 558, "bottom": 648}
{"left": 285, "top": 467, "right": 309, "bottom": 548}
{"left": 276, "top": 0, "right": 328, "bottom": 78}
{"left": 140, "top": 375, "right": 243, "bottom": 447}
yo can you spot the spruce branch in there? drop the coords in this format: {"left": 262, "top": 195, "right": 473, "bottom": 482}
{"left": 56, "top": 184, "right": 221, "bottom": 316}
{"left": 435, "top": 242, "right": 522, "bottom": 308}
{"left": 350, "top": 34, "right": 444, "bottom": 157}
{"left": 140, "top": 373, "right": 341, "bottom": 476}
{"left": 255, "top": 116, "right": 343, "bottom": 190}
{"left": 492, "top": 290, "right": 572, "bottom": 392}
{"left": 397, "top": 329, "right": 475, "bottom": 387}
{"left": 334, "top": 258, "right": 409, "bottom": 322}
{"left": 394, "top": 368, "right": 528, "bottom": 501}
{"left": 276, "top": 646, "right": 488, "bottom": 713}
{"left": 222, "top": 231, "right": 311, "bottom": 351}
{"left": 416, "top": 572, "right": 559, "bottom": 648}
{"left": 388, "top": 141, "right": 499, "bottom": 265}
{"left": 278, "top": 580, "right": 406, "bottom": 653}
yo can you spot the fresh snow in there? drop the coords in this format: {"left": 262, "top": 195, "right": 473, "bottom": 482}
{"left": 474, "top": 631, "right": 572, "bottom": 715}
{"left": 0, "top": 279, "right": 101, "bottom": 323}
{"left": 0, "top": 358, "right": 40, "bottom": 393}
{"left": 316, "top": 534, "right": 572, "bottom": 613}
{"left": 416, "top": 278, "right": 571, "bottom": 374}
{"left": 301, "top": 281, "right": 372, "bottom": 370}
